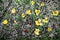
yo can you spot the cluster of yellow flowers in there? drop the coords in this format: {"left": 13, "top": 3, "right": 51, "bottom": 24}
{"left": 31, "top": 1, "right": 45, "bottom": 7}
{"left": 21, "top": 9, "right": 40, "bottom": 18}
{"left": 34, "top": 27, "right": 52, "bottom": 35}
{"left": 25, "top": 9, "right": 41, "bottom": 16}
{"left": 35, "top": 17, "right": 48, "bottom": 26}
{"left": 2, "top": 19, "right": 17, "bottom": 25}
{"left": 2, "top": 0, "right": 59, "bottom": 36}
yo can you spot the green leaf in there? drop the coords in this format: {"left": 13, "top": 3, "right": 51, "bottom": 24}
{"left": 15, "top": 0, "right": 24, "bottom": 6}
{"left": 0, "top": 0, "right": 3, "bottom": 3}
{"left": 41, "top": 35, "right": 50, "bottom": 40}
{"left": 13, "top": 24, "right": 20, "bottom": 29}
{"left": 32, "top": 37, "right": 40, "bottom": 40}
{"left": 18, "top": 36, "right": 25, "bottom": 40}
{"left": 31, "top": 13, "right": 35, "bottom": 21}
{"left": 17, "top": 15, "right": 23, "bottom": 21}
{"left": 38, "top": 14, "right": 42, "bottom": 19}
{"left": 4, "top": 12, "right": 9, "bottom": 18}
{"left": 23, "top": 0, "right": 30, "bottom": 4}
{"left": 0, "top": 6, "right": 4, "bottom": 11}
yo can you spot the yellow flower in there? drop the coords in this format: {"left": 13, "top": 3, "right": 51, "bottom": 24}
{"left": 35, "top": 9, "right": 41, "bottom": 16}
{"left": 11, "top": 8, "right": 16, "bottom": 14}
{"left": 35, "top": 19, "right": 43, "bottom": 26}
{"left": 52, "top": 10, "right": 59, "bottom": 16}
{"left": 21, "top": 13, "right": 25, "bottom": 18}
{"left": 26, "top": 9, "right": 31, "bottom": 15}
{"left": 47, "top": 27, "right": 52, "bottom": 32}
{"left": 42, "top": 17, "right": 48, "bottom": 23}
{"left": 40, "top": 2, "right": 45, "bottom": 7}
{"left": 31, "top": 1, "right": 35, "bottom": 5}
{"left": 34, "top": 28, "right": 40, "bottom": 35}
{"left": 14, "top": 20, "right": 17, "bottom": 23}
{"left": 2, "top": 19, "right": 8, "bottom": 24}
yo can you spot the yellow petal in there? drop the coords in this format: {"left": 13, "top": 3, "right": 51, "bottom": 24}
{"left": 34, "top": 31, "right": 40, "bottom": 35}
{"left": 35, "top": 20, "right": 40, "bottom": 26}
{"left": 14, "top": 20, "right": 17, "bottom": 23}
{"left": 35, "top": 28, "right": 40, "bottom": 32}
{"left": 39, "top": 22, "right": 43, "bottom": 26}
{"left": 38, "top": 19, "right": 41, "bottom": 22}
{"left": 42, "top": 17, "right": 48, "bottom": 23}
{"left": 47, "top": 27, "right": 52, "bottom": 32}
{"left": 43, "top": 19, "right": 48, "bottom": 23}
